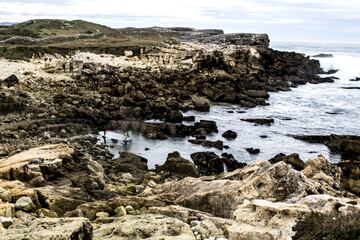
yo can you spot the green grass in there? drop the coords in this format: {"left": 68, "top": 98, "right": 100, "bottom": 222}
{"left": 293, "top": 212, "right": 360, "bottom": 240}
{"left": 0, "top": 19, "right": 184, "bottom": 59}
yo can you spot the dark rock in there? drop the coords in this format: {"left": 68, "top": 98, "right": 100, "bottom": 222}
{"left": 349, "top": 77, "right": 360, "bottom": 82}
{"left": 341, "top": 87, "right": 360, "bottom": 90}
{"left": 221, "top": 153, "right": 247, "bottom": 171}
{"left": 241, "top": 118, "right": 274, "bottom": 126}
{"left": 183, "top": 116, "right": 195, "bottom": 122}
{"left": 260, "top": 135, "right": 268, "bottom": 139}
{"left": 191, "top": 95, "right": 210, "bottom": 112}
{"left": 327, "top": 136, "right": 360, "bottom": 160}
{"left": 325, "top": 69, "right": 338, "bottom": 74}
{"left": 194, "top": 120, "right": 218, "bottom": 133}
{"left": 112, "top": 152, "right": 148, "bottom": 172}
{"left": 316, "top": 77, "right": 335, "bottom": 83}
{"left": 245, "top": 148, "right": 260, "bottom": 155}
{"left": 191, "top": 128, "right": 207, "bottom": 140}
{"left": 191, "top": 151, "right": 245, "bottom": 175}
{"left": 166, "top": 110, "right": 183, "bottom": 123}
{"left": 191, "top": 152, "right": 224, "bottom": 175}
{"left": 188, "top": 139, "right": 224, "bottom": 150}
{"left": 338, "top": 159, "right": 360, "bottom": 195}
{"left": 312, "top": 54, "right": 333, "bottom": 58}
{"left": 2, "top": 74, "right": 19, "bottom": 88}
{"left": 268, "top": 153, "right": 305, "bottom": 171}
{"left": 156, "top": 151, "right": 198, "bottom": 177}
{"left": 222, "top": 130, "right": 237, "bottom": 140}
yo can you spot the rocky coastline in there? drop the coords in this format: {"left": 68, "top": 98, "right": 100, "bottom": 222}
{"left": 0, "top": 25, "right": 359, "bottom": 240}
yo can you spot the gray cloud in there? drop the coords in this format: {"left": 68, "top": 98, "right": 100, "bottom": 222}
{"left": 0, "top": 0, "right": 359, "bottom": 43}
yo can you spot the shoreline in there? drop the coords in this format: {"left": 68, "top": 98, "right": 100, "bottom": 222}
{"left": 0, "top": 22, "right": 359, "bottom": 239}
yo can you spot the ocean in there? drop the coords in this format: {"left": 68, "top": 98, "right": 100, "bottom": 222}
{"left": 97, "top": 42, "right": 360, "bottom": 167}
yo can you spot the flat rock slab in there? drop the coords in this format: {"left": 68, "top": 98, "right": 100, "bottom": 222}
{"left": 0, "top": 144, "right": 74, "bottom": 180}
{"left": 0, "top": 217, "right": 92, "bottom": 240}
{"left": 93, "top": 214, "right": 195, "bottom": 240}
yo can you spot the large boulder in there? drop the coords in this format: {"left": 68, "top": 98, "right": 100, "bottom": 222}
{"left": 93, "top": 214, "right": 195, "bottom": 240}
{"left": 111, "top": 152, "right": 148, "bottom": 172}
{"left": 0, "top": 218, "right": 92, "bottom": 240}
{"left": 190, "top": 152, "right": 245, "bottom": 176}
{"left": 149, "top": 157, "right": 347, "bottom": 218}
{"left": 191, "top": 95, "right": 210, "bottom": 112}
{"left": 338, "top": 159, "right": 360, "bottom": 195}
{"left": 268, "top": 153, "right": 305, "bottom": 171}
{"left": 2, "top": 74, "right": 19, "bottom": 88}
{"left": 222, "top": 130, "right": 237, "bottom": 140}
{"left": 156, "top": 151, "right": 198, "bottom": 178}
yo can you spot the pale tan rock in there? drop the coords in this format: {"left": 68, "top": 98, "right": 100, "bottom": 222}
{"left": 0, "top": 203, "right": 14, "bottom": 217}
{"left": 0, "top": 144, "right": 74, "bottom": 180}
{"left": 93, "top": 214, "right": 195, "bottom": 240}
{"left": 0, "top": 217, "right": 92, "bottom": 240}
{"left": 0, "top": 187, "right": 11, "bottom": 203}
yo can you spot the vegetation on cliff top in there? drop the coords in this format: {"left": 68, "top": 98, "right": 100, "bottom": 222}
{"left": 0, "top": 19, "right": 222, "bottom": 59}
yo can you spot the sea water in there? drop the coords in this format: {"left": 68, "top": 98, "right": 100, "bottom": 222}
{"left": 97, "top": 42, "right": 360, "bottom": 168}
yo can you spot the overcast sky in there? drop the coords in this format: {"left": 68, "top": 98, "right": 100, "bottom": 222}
{"left": 0, "top": 0, "right": 359, "bottom": 43}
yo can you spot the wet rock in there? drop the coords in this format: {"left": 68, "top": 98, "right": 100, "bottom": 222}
{"left": 191, "top": 95, "right": 210, "bottom": 112}
{"left": 189, "top": 139, "right": 224, "bottom": 150}
{"left": 183, "top": 115, "right": 196, "bottom": 122}
{"left": 342, "top": 86, "right": 360, "bottom": 89}
{"left": 191, "top": 128, "right": 208, "bottom": 140}
{"left": 2, "top": 74, "right": 19, "bottom": 88}
{"left": 0, "top": 217, "right": 92, "bottom": 240}
{"left": 190, "top": 152, "right": 245, "bottom": 175}
{"left": 194, "top": 120, "right": 218, "bottom": 133}
{"left": 245, "top": 148, "right": 260, "bottom": 155}
{"left": 325, "top": 69, "right": 339, "bottom": 74}
{"left": 156, "top": 151, "right": 198, "bottom": 178}
{"left": 222, "top": 130, "right": 237, "bottom": 140}
{"left": 166, "top": 110, "right": 183, "bottom": 123}
{"left": 221, "top": 153, "right": 247, "bottom": 172}
{"left": 191, "top": 152, "right": 225, "bottom": 175}
{"left": 268, "top": 153, "right": 305, "bottom": 171}
{"left": 241, "top": 118, "right": 274, "bottom": 126}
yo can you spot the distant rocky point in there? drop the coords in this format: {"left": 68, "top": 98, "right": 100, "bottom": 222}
{"left": 312, "top": 53, "right": 333, "bottom": 58}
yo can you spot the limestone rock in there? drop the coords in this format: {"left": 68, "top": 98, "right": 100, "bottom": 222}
{"left": 0, "top": 203, "right": 14, "bottom": 217}
{"left": 0, "top": 187, "right": 11, "bottom": 202}
{"left": 0, "top": 217, "right": 92, "bottom": 240}
{"left": 115, "top": 206, "right": 127, "bottom": 217}
{"left": 93, "top": 214, "right": 195, "bottom": 240}
{"left": 15, "top": 196, "right": 36, "bottom": 212}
